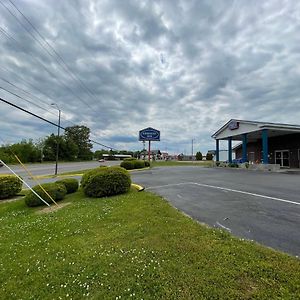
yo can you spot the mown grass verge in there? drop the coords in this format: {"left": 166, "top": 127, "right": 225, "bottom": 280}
{"left": 151, "top": 160, "right": 213, "bottom": 167}
{"left": 0, "top": 190, "right": 299, "bottom": 299}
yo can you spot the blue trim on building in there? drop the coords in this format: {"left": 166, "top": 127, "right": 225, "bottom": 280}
{"left": 228, "top": 137, "right": 232, "bottom": 163}
{"left": 216, "top": 139, "right": 219, "bottom": 162}
{"left": 262, "top": 129, "right": 268, "bottom": 164}
{"left": 242, "top": 133, "right": 247, "bottom": 162}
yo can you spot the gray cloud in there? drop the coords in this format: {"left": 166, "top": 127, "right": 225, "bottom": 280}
{"left": 1, "top": 0, "right": 300, "bottom": 154}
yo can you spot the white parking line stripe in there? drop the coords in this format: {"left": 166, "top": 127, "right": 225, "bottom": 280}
{"left": 146, "top": 182, "right": 300, "bottom": 206}
{"left": 216, "top": 222, "right": 231, "bottom": 232}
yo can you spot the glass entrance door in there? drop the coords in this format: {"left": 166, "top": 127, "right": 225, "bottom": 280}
{"left": 275, "top": 150, "right": 290, "bottom": 167}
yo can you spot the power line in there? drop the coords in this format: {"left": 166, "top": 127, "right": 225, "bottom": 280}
{"left": 0, "top": 25, "right": 94, "bottom": 112}
{"left": 0, "top": 77, "right": 55, "bottom": 110}
{"left": 0, "top": 15, "right": 94, "bottom": 112}
{"left": 0, "top": 76, "right": 113, "bottom": 144}
{"left": 8, "top": 0, "right": 99, "bottom": 103}
{"left": 0, "top": 65, "right": 55, "bottom": 103}
{"left": 2, "top": 0, "right": 99, "bottom": 109}
{"left": 0, "top": 96, "right": 117, "bottom": 150}
{"left": 0, "top": 79, "right": 79, "bottom": 127}
{"left": 0, "top": 85, "right": 56, "bottom": 116}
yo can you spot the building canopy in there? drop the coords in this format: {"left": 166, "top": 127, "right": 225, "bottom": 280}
{"left": 212, "top": 119, "right": 300, "bottom": 141}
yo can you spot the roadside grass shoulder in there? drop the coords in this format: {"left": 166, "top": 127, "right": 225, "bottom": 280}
{"left": 0, "top": 190, "right": 299, "bottom": 299}
{"left": 152, "top": 160, "right": 213, "bottom": 167}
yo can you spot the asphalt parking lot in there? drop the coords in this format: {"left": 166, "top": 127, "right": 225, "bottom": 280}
{"left": 132, "top": 166, "right": 300, "bottom": 256}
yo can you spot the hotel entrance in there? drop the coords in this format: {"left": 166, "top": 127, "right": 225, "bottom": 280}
{"left": 275, "top": 150, "right": 290, "bottom": 167}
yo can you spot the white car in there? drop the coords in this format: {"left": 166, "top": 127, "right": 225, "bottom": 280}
{"left": 98, "top": 159, "right": 105, "bottom": 162}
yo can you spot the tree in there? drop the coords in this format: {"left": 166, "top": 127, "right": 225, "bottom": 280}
{"left": 43, "top": 134, "right": 62, "bottom": 161}
{"left": 206, "top": 152, "right": 213, "bottom": 161}
{"left": 64, "top": 125, "right": 93, "bottom": 160}
{"left": 10, "top": 139, "right": 40, "bottom": 163}
{"left": 196, "top": 151, "right": 203, "bottom": 161}
{"left": 43, "top": 134, "right": 78, "bottom": 161}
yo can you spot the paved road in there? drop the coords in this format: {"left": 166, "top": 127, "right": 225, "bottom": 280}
{"left": 132, "top": 167, "right": 300, "bottom": 256}
{"left": 0, "top": 161, "right": 120, "bottom": 185}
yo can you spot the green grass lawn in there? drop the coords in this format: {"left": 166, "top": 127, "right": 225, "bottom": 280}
{"left": 151, "top": 160, "right": 213, "bottom": 167}
{"left": 1, "top": 190, "right": 299, "bottom": 299}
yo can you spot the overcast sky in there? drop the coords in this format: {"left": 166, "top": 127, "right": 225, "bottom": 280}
{"left": 1, "top": 0, "right": 300, "bottom": 154}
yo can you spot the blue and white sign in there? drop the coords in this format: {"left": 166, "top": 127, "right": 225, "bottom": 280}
{"left": 139, "top": 127, "right": 160, "bottom": 141}
{"left": 228, "top": 120, "right": 239, "bottom": 130}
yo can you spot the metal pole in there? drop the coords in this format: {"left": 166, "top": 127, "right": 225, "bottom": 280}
{"left": 54, "top": 109, "right": 61, "bottom": 175}
{"left": 148, "top": 140, "right": 151, "bottom": 161}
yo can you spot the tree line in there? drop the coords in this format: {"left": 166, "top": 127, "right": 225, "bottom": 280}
{"left": 0, "top": 125, "right": 134, "bottom": 164}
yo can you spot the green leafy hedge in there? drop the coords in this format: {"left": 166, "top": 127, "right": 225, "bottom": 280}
{"left": 134, "top": 160, "right": 145, "bottom": 169}
{"left": 120, "top": 160, "right": 135, "bottom": 170}
{"left": 82, "top": 166, "right": 131, "bottom": 198}
{"left": 24, "top": 182, "right": 67, "bottom": 207}
{"left": 120, "top": 159, "right": 146, "bottom": 170}
{"left": 0, "top": 174, "right": 22, "bottom": 199}
{"left": 55, "top": 178, "right": 78, "bottom": 194}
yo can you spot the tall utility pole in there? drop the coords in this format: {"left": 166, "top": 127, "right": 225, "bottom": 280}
{"left": 191, "top": 139, "right": 194, "bottom": 160}
{"left": 51, "top": 103, "right": 61, "bottom": 175}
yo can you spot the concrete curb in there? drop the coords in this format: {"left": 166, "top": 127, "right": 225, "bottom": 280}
{"left": 128, "top": 167, "right": 150, "bottom": 172}
{"left": 131, "top": 183, "right": 145, "bottom": 191}
{"left": 34, "top": 173, "right": 84, "bottom": 179}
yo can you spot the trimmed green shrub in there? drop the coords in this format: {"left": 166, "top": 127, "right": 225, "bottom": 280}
{"left": 144, "top": 161, "right": 150, "bottom": 167}
{"left": 24, "top": 182, "right": 67, "bottom": 207}
{"left": 0, "top": 174, "right": 22, "bottom": 199}
{"left": 55, "top": 178, "right": 79, "bottom": 194}
{"left": 228, "top": 163, "right": 239, "bottom": 168}
{"left": 81, "top": 167, "right": 109, "bottom": 188}
{"left": 120, "top": 160, "right": 135, "bottom": 170}
{"left": 83, "top": 166, "right": 131, "bottom": 198}
{"left": 133, "top": 160, "right": 145, "bottom": 169}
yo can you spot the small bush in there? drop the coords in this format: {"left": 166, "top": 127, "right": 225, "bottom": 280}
{"left": 24, "top": 182, "right": 67, "bottom": 207}
{"left": 133, "top": 160, "right": 145, "bottom": 169}
{"left": 206, "top": 153, "right": 213, "bottom": 161}
{"left": 0, "top": 174, "right": 22, "bottom": 199}
{"left": 120, "top": 160, "right": 135, "bottom": 170}
{"left": 228, "top": 163, "right": 239, "bottom": 168}
{"left": 83, "top": 166, "right": 131, "bottom": 198}
{"left": 55, "top": 178, "right": 79, "bottom": 194}
{"left": 144, "top": 161, "right": 150, "bottom": 167}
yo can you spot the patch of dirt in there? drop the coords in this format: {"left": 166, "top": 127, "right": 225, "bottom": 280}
{"left": 0, "top": 195, "right": 26, "bottom": 204}
{"left": 36, "top": 202, "right": 71, "bottom": 214}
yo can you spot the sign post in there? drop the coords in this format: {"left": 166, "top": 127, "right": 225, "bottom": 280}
{"left": 148, "top": 141, "right": 151, "bottom": 161}
{"left": 139, "top": 127, "right": 160, "bottom": 161}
